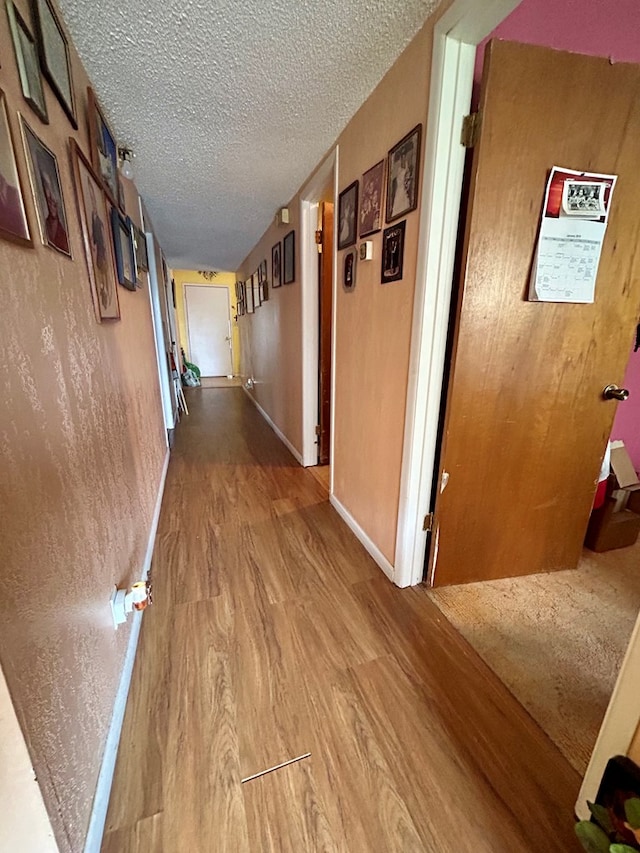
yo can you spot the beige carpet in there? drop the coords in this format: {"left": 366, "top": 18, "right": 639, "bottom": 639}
{"left": 428, "top": 542, "right": 640, "bottom": 775}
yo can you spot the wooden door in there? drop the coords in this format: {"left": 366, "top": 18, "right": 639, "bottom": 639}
{"left": 185, "top": 285, "right": 232, "bottom": 377}
{"left": 318, "top": 202, "right": 334, "bottom": 465}
{"left": 429, "top": 41, "right": 640, "bottom": 587}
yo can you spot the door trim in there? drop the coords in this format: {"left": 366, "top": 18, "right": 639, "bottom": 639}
{"left": 183, "top": 283, "right": 233, "bottom": 377}
{"left": 394, "top": 0, "right": 522, "bottom": 589}
{"left": 299, "top": 148, "right": 338, "bottom": 469}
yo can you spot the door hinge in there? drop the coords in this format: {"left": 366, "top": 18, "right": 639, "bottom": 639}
{"left": 461, "top": 112, "right": 480, "bottom": 148}
{"left": 315, "top": 230, "right": 323, "bottom": 245}
{"left": 423, "top": 512, "right": 434, "bottom": 532}
{"left": 315, "top": 424, "right": 321, "bottom": 436}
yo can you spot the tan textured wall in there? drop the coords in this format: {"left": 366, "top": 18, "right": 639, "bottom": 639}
{"left": 238, "top": 205, "right": 304, "bottom": 456}
{"left": 237, "top": 6, "right": 446, "bottom": 562}
{"left": 0, "top": 2, "right": 167, "bottom": 851}
{"left": 630, "top": 723, "right": 640, "bottom": 765}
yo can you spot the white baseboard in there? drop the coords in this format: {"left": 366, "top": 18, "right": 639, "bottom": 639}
{"left": 329, "top": 494, "right": 395, "bottom": 584}
{"left": 242, "top": 387, "right": 304, "bottom": 466}
{"left": 84, "top": 448, "right": 170, "bottom": 853}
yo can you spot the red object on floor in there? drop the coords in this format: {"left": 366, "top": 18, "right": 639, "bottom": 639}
{"left": 593, "top": 478, "right": 608, "bottom": 510}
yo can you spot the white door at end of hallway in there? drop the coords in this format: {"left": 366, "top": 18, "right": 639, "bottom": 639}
{"left": 185, "top": 284, "right": 233, "bottom": 377}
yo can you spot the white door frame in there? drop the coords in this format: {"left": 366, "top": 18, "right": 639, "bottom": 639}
{"left": 183, "top": 283, "right": 233, "bottom": 377}
{"left": 299, "top": 149, "right": 339, "bottom": 469}
{"left": 394, "top": 0, "right": 522, "bottom": 589}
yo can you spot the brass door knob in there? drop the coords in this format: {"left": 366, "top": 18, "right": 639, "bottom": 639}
{"left": 603, "top": 384, "right": 630, "bottom": 401}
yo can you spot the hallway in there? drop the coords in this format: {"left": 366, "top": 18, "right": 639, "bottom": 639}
{"left": 103, "top": 388, "right": 581, "bottom": 852}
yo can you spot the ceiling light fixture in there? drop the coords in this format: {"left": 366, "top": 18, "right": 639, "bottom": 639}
{"left": 118, "top": 146, "right": 134, "bottom": 180}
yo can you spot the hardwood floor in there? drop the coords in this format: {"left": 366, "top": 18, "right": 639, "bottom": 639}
{"left": 102, "top": 388, "right": 582, "bottom": 853}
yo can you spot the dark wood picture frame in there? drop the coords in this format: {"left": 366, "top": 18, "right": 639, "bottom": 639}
{"left": 110, "top": 206, "right": 136, "bottom": 291}
{"left": 20, "top": 113, "right": 71, "bottom": 256}
{"left": 7, "top": 1, "right": 48, "bottom": 124}
{"left": 245, "top": 277, "right": 254, "bottom": 313}
{"left": 343, "top": 248, "right": 356, "bottom": 291}
{"left": 133, "top": 223, "right": 148, "bottom": 273}
{"left": 253, "top": 272, "right": 261, "bottom": 307}
{"left": 385, "top": 124, "right": 422, "bottom": 223}
{"left": 283, "top": 229, "right": 295, "bottom": 284}
{"left": 338, "top": 180, "right": 358, "bottom": 249}
{"left": 87, "top": 87, "right": 118, "bottom": 207}
{"left": 381, "top": 220, "right": 406, "bottom": 284}
{"left": 359, "top": 159, "right": 385, "bottom": 237}
{"left": 0, "top": 89, "right": 32, "bottom": 247}
{"left": 32, "top": 0, "right": 76, "bottom": 128}
{"left": 272, "top": 241, "right": 282, "bottom": 287}
{"left": 69, "top": 138, "right": 120, "bottom": 321}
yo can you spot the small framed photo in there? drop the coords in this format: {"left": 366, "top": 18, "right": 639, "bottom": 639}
{"left": 0, "top": 90, "right": 32, "bottom": 246}
{"left": 381, "top": 220, "right": 406, "bottom": 284}
{"left": 360, "top": 160, "right": 384, "bottom": 237}
{"left": 132, "top": 224, "right": 148, "bottom": 273}
{"left": 87, "top": 87, "right": 118, "bottom": 206}
{"left": 110, "top": 206, "right": 136, "bottom": 291}
{"left": 338, "top": 180, "right": 358, "bottom": 249}
{"left": 272, "top": 241, "right": 282, "bottom": 288}
{"left": 7, "top": 2, "right": 48, "bottom": 124}
{"left": 245, "top": 277, "right": 254, "bottom": 313}
{"left": 283, "top": 229, "right": 295, "bottom": 284}
{"left": 386, "top": 124, "right": 422, "bottom": 223}
{"left": 253, "top": 273, "right": 261, "bottom": 307}
{"left": 32, "top": 0, "right": 76, "bottom": 128}
{"left": 20, "top": 115, "right": 71, "bottom": 256}
{"left": 343, "top": 249, "right": 356, "bottom": 292}
{"left": 69, "top": 139, "right": 119, "bottom": 321}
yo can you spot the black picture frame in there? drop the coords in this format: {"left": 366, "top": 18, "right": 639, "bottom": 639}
{"left": 360, "top": 160, "right": 385, "bottom": 237}
{"left": 133, "top": 224, "right": 148, "bottom": 273}
{"left": 87, "top": 87, "right": 118, "bottom": 207}
{"left": 0, "top": 90, "right": 32, "bottom": 247}
{"left": 272, "top": 241, "right": 282, "bottom": 287}
{"left": 245, "top": 277, "right": 254, "bottom": 313}
{"left": 110, "top": 206, "right": 136, "bottom": 291}
{"left": 32, "top": 0, "right": 76, "bottom": 128}
{"left": 386, "top": 124, "right": 422, "bottom": 223}
{"left": 338, "top": 180, "right": 358, "bottom": 249}
{"left": 7, "top": 1, "right": 48, "bottom": 124}
{"left": 343, "top": 249, "right": 356, "bottom": 292}
{"left": 381, "top": 220, "right": 406, "bottom": 284}
{"left": 283, "top": 230, "right": 295, "bottom": 284}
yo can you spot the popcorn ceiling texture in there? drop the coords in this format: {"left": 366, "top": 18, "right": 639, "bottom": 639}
{"left": 0, "top": 1, "right": 167, "bottom": 849}
{"left": 57, "top": 0, "right": 441, "bottom": 271}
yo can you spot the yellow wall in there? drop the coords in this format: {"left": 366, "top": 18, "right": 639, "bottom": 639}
{"left": 172, "top": 269, "right": 240, "bottom": 376}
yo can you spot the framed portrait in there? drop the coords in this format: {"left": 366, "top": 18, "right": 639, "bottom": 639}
{"left": 69, "top": 139, "right": 119, "bottom": 321}
{"left": 238, "top": 280, "right": 246, "bottom": 315}
{"left": 110, "top": 206, "right": 136, "bottom": 291}
{"left": 343, "top": 249, "right": 356, "bottom": 292}
{"left": 253, "top": 273, "right": 261, "bottom": 307}
{"left": 20, "top": 115, "right": 71, "bottom": 256}
{"left": 272, "top": 241, "right": 282, "bottom": 288}
{"left": 338, "top": 180, "right": 358, "bottom": 249}
{"left": 283, "top": 229, "right": 295, "bottom": 284}
{"left": 132, "top": 224, "right": 148, "bottom": 273}
{"left": 87, "top": 87, "right": 118, "bottom": 206}
{"left": 0, "top": 91, "right": 32, "bottom": 246}
{"left": 32, "top": 0, "right": 76, "bottom": 128}
{"left": 246, "top": 276, "right": 255, "bottom": 313}
{"left": 7, "top": 2, "right": 48, "bottom": 124}
{"left": 386, "top": 124, "right": 422, "bottom": 223}
{"left": 359, "top": 160, "right": 384, "bottom": 237}
{"left": 381, "top": 220, "right": 406, "bottom": 284}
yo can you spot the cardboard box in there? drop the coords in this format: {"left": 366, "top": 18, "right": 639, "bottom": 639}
{"left": 610, "top": 441, "right": 640, "bottom": 510}
{"left": 585, "top": 442, "right": 640, "bottom": 552}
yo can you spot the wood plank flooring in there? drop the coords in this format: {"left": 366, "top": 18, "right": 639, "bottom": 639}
{"left": 102, "top": 388, "right": 582, "bottom": 852}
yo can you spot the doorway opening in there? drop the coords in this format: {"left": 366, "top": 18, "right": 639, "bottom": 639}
{"left": 184, "top": 283, "right": 233, "bottom": 378}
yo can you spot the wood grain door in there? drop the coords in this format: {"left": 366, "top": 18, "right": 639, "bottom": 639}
{"left": 429, "top": 40, "right": 640, "bottom": 587}
{"left": 318, "top": 202, "right": 334, "bottom": 465}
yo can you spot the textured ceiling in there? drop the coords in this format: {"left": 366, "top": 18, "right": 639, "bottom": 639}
{"left": 58, "top": 0, "right": 441, "bottom": 271}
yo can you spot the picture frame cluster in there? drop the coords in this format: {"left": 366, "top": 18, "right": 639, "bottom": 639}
{"left": 236, "top": 226, "right": 296, "bottom": 320}
{"left": 338, "top": 123, "right": 421, "bottom": 287}
{"left": 0, "top": 1, "right": 148, "bottom": 323}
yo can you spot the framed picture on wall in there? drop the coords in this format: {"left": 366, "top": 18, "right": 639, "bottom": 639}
{"left": 343, "top": 248, "right": 356, "bottom": 291}
{"left": 110, "top": 206, "right": 136, "bottom": 290}
{"left": 32, "top": 0, "right": 76, "bottom": 128}
{"left": 386, "top": 124, "right": 422, "bottom": 223}
{"left": 245, "top": 277, "right": 254, "bottom": 313}
{"left": 0, "top": 90, "right": 32, "bottom": 246}
{"left": 338, "top": 180, "right": 358, "bottom": 249}
{"left": 253, "top": 273, "right": 261, "bottom": 307}
{"left": 359, "top": 160, "right": 384, "bottom": 237}
{"left": 69, "top": 139, "right": 120, "bottom": 321}
{"left": 6, "top": 2, "right": 48, "bottom": 124}
{"left": 20, "top": 114, "right": 71, "bottom": 256}
{"left": 87, "top": 87, "right": 118, "bottom": 206}
{"left": 272, "top": 241, "right": 282, "bottom": 288}
{"left": 381, "top": 220, "right": 406, "bottom": 284}
{"left": 132, "top": 224, "right": 148, "bottom": 273}
{"left": 283, "top": 229, "right": 295, "bottom": 284}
